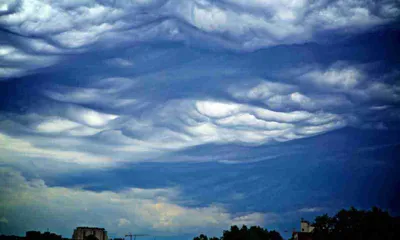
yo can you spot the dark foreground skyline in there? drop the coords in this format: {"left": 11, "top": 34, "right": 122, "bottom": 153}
{"left": 1, "top": 0, "right": 400, "bottom": 240}
{"left": 2, "top": 206, "right": 400, "bottom": 240}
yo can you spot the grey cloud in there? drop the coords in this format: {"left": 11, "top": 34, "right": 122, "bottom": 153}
{"left": 1, "top": 0, "right": 399, "bottom": 79}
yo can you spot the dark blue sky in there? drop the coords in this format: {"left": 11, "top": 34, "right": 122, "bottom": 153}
{"left": 0, "top": 1, "right": 400, "bottom": 240}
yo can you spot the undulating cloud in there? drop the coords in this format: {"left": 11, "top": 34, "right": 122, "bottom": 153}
{"left": 1, "top": 0, "right": 399, "bottom": 79}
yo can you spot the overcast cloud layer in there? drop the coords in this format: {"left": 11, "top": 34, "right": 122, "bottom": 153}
{"left": 1, "top": 0, "right": 400, "bottom": 239}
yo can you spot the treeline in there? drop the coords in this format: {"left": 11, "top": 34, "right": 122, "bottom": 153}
{"left": 0, "top": 231, "right": 64, "bottom": 240}
{"left": 306, "top": 206, "right": 400, "bottom": 240}
{"left": 193, "top": 225, "right": 283, "bottom": 240}
{"left": 193, "top": 207, "right": 400, "bottom": 240}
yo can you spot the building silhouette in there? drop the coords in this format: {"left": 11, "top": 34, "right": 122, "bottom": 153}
{"left": 292, "top": 219, "right": 314, "bottom": 240}
{"left": 72, "top": 227, "right": 108, "bottom": 240}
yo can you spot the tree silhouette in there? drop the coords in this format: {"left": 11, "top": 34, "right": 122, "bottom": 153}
{"left": 193, "top": 225, "right": 283, "bottom": 240}
{"left": 193, "top": 234, "right": 208, "bottom": 240}
{"left": 312, "top": 206, "right": 400, "bottom": 240}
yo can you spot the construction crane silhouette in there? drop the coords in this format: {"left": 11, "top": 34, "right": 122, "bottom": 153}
{"left": 125, "top": 233, "right": 149, "bottom": 240}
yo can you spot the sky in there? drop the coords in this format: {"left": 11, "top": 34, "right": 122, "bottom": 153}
{"left": 0, "top": 0, "right": 400, "bottom": 239}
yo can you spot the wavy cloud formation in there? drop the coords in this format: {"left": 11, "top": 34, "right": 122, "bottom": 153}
{"left": 1, "top": 43, "right": 399, "bottom": 166}
{"left": 1, "top": 0, "right": 399, "bottom": 78}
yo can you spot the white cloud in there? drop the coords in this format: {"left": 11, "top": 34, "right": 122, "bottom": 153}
{"left": 64, "top": 106, "right": 118, "bottom": 127}
{"left": 0, "top": 168, "right": 269, "bottom": 236}
{"left": 297, "top": 120, "right": 346, "bottom": 135}
{"left": 36, "top": 118, "right": 81, "bottom": 133}
{"left": 231, "top": 213, "right": 272, "bottom": 226}
{"left": 0, "top": 132, "right": 113, "bottom": 166}
{"left": 0, "top": 94, "right": 347, "bottom": 168}
{"left": 196, "top": 100, "right": 314, "bottom": 123}
{"left": 229, "top": 80, "right": 353, "bottom": 111}
{"left": 216, "top": 113, "right": 294, "bottom": 130}
{"left": 228, "top": 81, "right": 296, "bottom": 101}
{"left": 43, "top": 79, "right": 137, "bottom": 109}
{"left": 196, "top": 101, "right": 241, "bottom": 118}
{"left": 301, "top": 65, "right": 363, "bottom": 90}
{"left": 370, "top": 105, "right": 390, "bottom": 111}
{"left": 360, "top": 82, "right": 400, "bottom": 102}
{"left": 0, "top": 216, "right": 8, "bottom": 224}
{"left": 270, "top": 92, "right": 352, "bottom": 111}
{"left": 0, "top": 45, "right": 59, "bottom": 78}
{"left": 0, "top": 68, "right": 25, "bottom": 79}
{"left": 105, "top": 58, "right": 134, "bottom": 67}
{"left": 297, "top": 207, "right": 324, "bottom": 213}
{"left": 7, "top": 103, "right": 121, "bottom": 138}
{"left": 296, "top": 64, "right": 400, "bottom": 103}
{"left": 118, "top": 218, "right": 131, "bottom": 227}
{"left": 52, "top": 23, "right": 119, "bottom": 48}
{"left": 35, "top": 118, "right": 104, "bottom": 136}
{"left": 150, "top": 99, "right": 346, "bottom": 145}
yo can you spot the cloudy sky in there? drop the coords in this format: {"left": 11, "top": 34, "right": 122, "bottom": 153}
{"left": 1, "top": 0, "right": 400, "bottom": 239}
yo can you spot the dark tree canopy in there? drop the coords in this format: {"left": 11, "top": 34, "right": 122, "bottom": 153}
{"left": 193, "top": 234, "right": 209, "bottom": 240}
{"left": 84, "top": 235, "right": 99, "bottom": 240}
{"left": 193, "top": 225, "right": 283, "bottom": 240}
{"left": 311, "top": 207, "right": 400, "bottom": 240}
